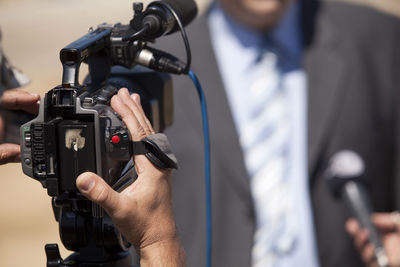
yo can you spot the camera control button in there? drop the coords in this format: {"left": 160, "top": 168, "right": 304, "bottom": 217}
{"left": 24, "top": 158, "right": 31, "bottom": 165}
{"left": 111, "top": 135, "right": 120, "bottom": 144}
{"left": 24, "top": 132, "right": 32, "bottom": 147}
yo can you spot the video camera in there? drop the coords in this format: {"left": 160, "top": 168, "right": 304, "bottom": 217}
{"left": 19, "top": 1, "right": 196, "bottom": 266}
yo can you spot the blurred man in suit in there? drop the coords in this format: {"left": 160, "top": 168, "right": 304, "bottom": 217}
{"left": 160, "top": 0, "right": 400, "bottom": 266}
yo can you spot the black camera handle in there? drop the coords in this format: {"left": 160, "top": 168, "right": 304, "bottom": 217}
{"left": 60, "top": 26, "right": 113, "bottom": 88}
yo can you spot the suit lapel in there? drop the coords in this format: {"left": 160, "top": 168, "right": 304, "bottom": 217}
{"left": 304, "top": 10, "right": 347, "bottom": 181}
{"left": 187, "top": 16, "right": 254, "bottom": 208}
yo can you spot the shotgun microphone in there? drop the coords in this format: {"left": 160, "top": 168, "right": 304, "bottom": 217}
{"left": 139, "top": 0, "right": 198, "bottom": 39}
{"left": 325, "top": 150, "right": 389, "bottom": 267}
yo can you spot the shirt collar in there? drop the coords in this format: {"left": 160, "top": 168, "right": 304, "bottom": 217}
{"left": 270, "top": 1, "right": 303, "bottom": 67}
{"left": 211, "top": 1, "right": 303, "bottom": 68}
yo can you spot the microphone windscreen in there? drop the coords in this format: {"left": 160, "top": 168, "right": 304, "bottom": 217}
{"left": 160, "top": 0, "right": 198, "bottom": 27}
{"left": 329, "top": 150, "right": 364, "bottom": 178}
{"left": 325, "top": 150, "right": 365, "bottom": 197}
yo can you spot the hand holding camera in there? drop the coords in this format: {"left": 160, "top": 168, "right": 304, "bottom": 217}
{"left": 0, "top": 89, "right": 39, "bottom": 164}
{"left": 76, "top": 88, "right": 185, "bottom": 266}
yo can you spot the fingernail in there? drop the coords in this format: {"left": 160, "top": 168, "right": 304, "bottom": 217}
{"left": 132, "top": 94, "right": 141, "bottom": 105}
{"left": 77, "top": 173, "right": 95, "bottom": 192}
{"left": 119, "top": 88, "right": 128, "bottom": 95}
{"left": 30, "top": 93, "right": 39, "bottom": 98}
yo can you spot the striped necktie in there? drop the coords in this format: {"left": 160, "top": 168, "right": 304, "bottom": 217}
{"left": 239, "top": 50, "right": 297, "bottom": 267}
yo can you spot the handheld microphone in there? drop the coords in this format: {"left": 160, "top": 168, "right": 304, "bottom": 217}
{"left": 325, "top": 150, "right": 389, "bottom": 267}
{"left": 140, "top": 0, "right": 198, "bottom": 39}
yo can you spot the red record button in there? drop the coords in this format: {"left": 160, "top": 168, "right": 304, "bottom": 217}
{"left": 111, "top": 135, "right": 120, "bottom": 144}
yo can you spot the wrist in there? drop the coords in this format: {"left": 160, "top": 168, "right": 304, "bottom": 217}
{"left": 139, "top": 237, "right": 186, "bottom": 267}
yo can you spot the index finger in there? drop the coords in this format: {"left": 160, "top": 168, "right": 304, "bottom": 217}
{"left": 0, "top": 143, "right": 21, "bottom": 164}
{"left": 117, "top": 89, "right": 154, "bottom": 135}
{"left": 111, "top": 94, "right": 146, "bottom": 141}
{"left": 372, "top": 212, "right": 399, "bottom": 231}
{"left": 110, "top": 95, "right": 158, "bottom": 176}
{"left": 0, "top": 90, "right": 40, "bottom": 114}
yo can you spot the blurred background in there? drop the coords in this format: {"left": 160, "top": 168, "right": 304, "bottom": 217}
{"left": 0, "top": 0, "right": 398, "bottom": 266}
{"left": 0, "top": 0, "right": 212, "bottom": 266}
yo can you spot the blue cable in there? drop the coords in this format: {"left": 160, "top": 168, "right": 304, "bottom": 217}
{"left": 187, "top": 70, "right": 212, "bottom": 267}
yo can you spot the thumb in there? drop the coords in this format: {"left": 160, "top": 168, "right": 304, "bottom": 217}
{"left": 76, "top": 172, "right": 121, "bottom": 215}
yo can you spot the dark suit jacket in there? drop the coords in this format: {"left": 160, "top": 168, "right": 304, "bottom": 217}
{"left": 158, "top": 1, "right": 400, "bottom": 266}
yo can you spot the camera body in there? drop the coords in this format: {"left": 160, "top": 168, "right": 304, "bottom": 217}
{"left": 20, "top": 66, "right": 172, "bottom": 197}
{"left": 21, "top": 82, "right": 133, "bottom": 196}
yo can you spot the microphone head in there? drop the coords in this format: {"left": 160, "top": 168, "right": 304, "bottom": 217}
{"left": 325, "top": 150, "right": 365, "bottom": 198}
{"left": 329, "top": 150, "right": 365, "bottom": 178}
{"left": 152, "top": 0, "right": 198, "bottom": 27}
